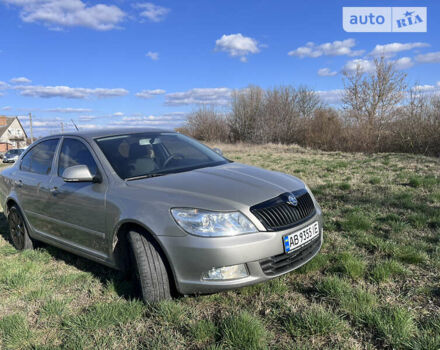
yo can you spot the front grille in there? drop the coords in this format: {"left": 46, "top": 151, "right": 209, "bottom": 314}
{"left": 259, "top": 236, "right": 321, "bottom": 276}
{"left": 250, "top": 189, "right": 316, "bottom": 231}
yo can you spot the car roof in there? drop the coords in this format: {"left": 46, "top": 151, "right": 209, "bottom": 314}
{"left": 39, "top": 127, "right": 176, "bottom": 142}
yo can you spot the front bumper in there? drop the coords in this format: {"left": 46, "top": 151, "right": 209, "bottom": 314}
{"left": 158, "top": 208, "right": 323, "bottom": 295}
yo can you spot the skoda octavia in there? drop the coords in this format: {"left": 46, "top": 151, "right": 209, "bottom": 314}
{"left": 0, "top": 129, "right": 323, "bottom": 302}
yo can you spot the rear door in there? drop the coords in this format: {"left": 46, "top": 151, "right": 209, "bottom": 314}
{"left": 15, "top": 138, "right": 60, "bottom": 234}
{"left": 44, "top": 137, "right": 108, "bottom": 256}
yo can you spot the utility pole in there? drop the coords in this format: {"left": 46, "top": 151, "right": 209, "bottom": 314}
{"left": 28, "top": 112, "right": 34, "bottom": 144}
{"left": 61, "top": 122, "right": 64, "bottom": 133}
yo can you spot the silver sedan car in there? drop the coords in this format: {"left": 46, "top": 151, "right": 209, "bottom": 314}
{"left": 0, "top": 129, "right": 323, "bottom": 302}
{"left": 2, "top": 148, "right": 25, "bottom": 163}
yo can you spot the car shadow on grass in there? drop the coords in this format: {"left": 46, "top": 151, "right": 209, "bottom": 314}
{"left": 0, "top": 211, "right": 139, "bottom": 301}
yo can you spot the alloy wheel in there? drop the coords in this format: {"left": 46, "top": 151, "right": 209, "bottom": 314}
{"left": 8, "top": 208, "right": 25, "bottom": 250}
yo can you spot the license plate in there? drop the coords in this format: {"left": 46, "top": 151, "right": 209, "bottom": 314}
{"left": 283, "top": 222, "right": 319, "bottom": 253}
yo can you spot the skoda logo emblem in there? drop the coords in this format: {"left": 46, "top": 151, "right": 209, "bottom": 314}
{"left": 287, "top": 194, "right": 298, "bottom": 206}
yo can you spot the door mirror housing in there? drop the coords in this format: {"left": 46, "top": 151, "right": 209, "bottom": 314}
{"left": 62, "top": 165, "right": 97, "bottom": 182}
{"left": 212, "top": 147, "right": 223, "bottom": 156}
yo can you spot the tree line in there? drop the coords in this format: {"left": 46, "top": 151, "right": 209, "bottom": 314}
{"left": 177, "top": 58, "right": 440, "bottom": 156}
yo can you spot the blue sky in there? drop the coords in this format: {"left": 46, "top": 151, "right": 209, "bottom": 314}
{"left": 0, "top": 0, "right": 439, "bottom": 136}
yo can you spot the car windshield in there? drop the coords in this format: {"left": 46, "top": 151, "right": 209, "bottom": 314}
{"left": 95, "top": 132, "right": 228, "bottom": 180}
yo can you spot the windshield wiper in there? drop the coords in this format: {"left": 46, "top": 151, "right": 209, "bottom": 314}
{"left": 125, "top": 173, "right": 167, "bottom": 181}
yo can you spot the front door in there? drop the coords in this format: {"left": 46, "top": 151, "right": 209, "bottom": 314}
{"left": 44, "top": 137, "right": 108, "bottom": 256}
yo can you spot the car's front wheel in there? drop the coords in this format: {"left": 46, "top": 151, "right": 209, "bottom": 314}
{"left": 8, "top": 205, "right": 34, "bottom": 250}
{"left": 128, "top": 229, "right": 172, "bottom": 303}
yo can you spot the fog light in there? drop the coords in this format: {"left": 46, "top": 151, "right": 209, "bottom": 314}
{"left": 202, "top": 264, "right": 249, "bottom": 281}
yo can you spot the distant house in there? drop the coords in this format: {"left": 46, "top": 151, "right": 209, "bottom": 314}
{"left": 0, "top": 116, "right": 28, "bottom": 152}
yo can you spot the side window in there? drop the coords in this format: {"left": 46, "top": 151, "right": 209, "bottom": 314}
{"left": 20, "top": 139, "right": 59, "bottom": 175}
{"left": 58, "top": 138, "right": 98, "bottom": 177}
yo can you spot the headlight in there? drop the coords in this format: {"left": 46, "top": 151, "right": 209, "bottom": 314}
{"left": 171, "top": 208, "right": 258, "bottom": 237}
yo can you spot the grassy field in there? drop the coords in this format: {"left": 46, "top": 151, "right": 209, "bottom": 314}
{"left": 0, "top": 144, "right": 439, "bottom": 349}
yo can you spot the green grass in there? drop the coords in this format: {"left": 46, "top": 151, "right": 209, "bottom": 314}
{"left": 408, "top": 175, "right": 439, "bottom": 189}
{"left": 365, "top": 306, "right": 417, "bottom": 348}
{"left": 189, "top": 319, "right": 217, "bottom": 345}
{"left": 369, "top": 176, "right": 381, "bottom": 185}
{"left": 0, "top": 143, "right": 439, "bottom": 349}
{"left": 64, "top": 300, "right": 145, "bottom": 330}
{"left": 340, "top": 210, "right": 373, "bottom": 232}
{"left": 370, "top": 259, "right": 407, "bottom": 283}
{"left": 220, "top": 311, "right": 268, "bottom": 350}
{"left": 284, "top": 305, "right": 347, "bottom": 338}
{"left": 0, "top": 314, "right": 32, "bottom": 349}
{"left": 331, "top": 252, "right": 366, "bottom": 279}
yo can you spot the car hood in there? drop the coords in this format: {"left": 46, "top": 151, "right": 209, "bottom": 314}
{"left": 125, "top": 162, "right": 305, "bottom": 209}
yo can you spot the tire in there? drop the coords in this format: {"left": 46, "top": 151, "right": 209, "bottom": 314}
{"left": 128, "top": 230, "right": 171, "bottom": 303}
{"left": 8, "top": 205, "right": 34, "bottom": 250}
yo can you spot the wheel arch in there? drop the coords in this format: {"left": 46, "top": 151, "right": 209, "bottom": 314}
{"left": 112, "top": 220, "right": 178, "bottom": 294}
{"left": 5, "top": 197, "right": 20, "bottom": 216}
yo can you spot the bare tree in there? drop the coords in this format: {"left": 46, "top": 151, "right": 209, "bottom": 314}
{"left": 228, "top": 85, "right": 264, "bottom": 142}
{"left": 262, "top": 86, "right": 321, "bottom": 144}
{"left": 342, "top": 57, "right": 407, "bottom": 150}
{"left": 178, "top": 106, "right": 229, "bottom": 142}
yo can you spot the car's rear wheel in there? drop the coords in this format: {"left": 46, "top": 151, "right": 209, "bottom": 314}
{"left": 128, "top": 229, "right": 172, "bottom": 303}
{"left": 8, "top": 205, "right": 33, "bottom": 250}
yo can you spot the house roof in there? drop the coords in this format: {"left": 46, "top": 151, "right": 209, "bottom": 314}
{"left": 0, "top": 117, "right": 16, "bottom": 138}
{"left": 0, "top": 116, "right": 28, "bottom": 140}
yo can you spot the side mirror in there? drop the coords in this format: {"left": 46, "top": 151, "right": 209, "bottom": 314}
{"left": 62, "top": 165, "right": 95, "bottom": 182}
{"left": 212, "top": 147, "right": 223, "bottom": 156}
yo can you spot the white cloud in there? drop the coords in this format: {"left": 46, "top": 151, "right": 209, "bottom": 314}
{"left": 288, "top": 39, "right": 363, "bottom": 58}
{"left": 344, "top": 57, "right": 414, "bottom": 74}
{"left": 146, "top": 51, "right": 159, "bottom": 60}
{"left": 392, "top": 57, "right": 414, "bottom": 70}
{"left": 412, "top": 84, "right": 435, "bottom": 92}
{"left": 46, "top": 107, "right": 92, "bottom": 113}
{"left": 92, "top": 88, "right": 128, "bottom": 98}
{"left": 10, "top": 76, "right": 31, "bottom": 84}
{"left": 0, "top": 81, "right": 8, "bottom": 96}
{"left": 135, "top": 3, "right": 170, "bottom": 22}
{"left": 108, "top": 114, "right": 186, "bottom": 129}
{"left": 113, "top": 112, "right": 124, "bottom": 116}
{"left": 412, "top": 82, "right": 440, "bottom": 92}
{"left": 78, "top": 115, "right": 99, "bottom": 121}
{"left": 165, "top": 88, "right": 232, "bottom": 106}
{"left": 20, "top": 117, "right": 62, "bottom": 128}
{"left": 316, "top": 89, "right": 344, "bottom": 104}
{"left": 415, "top": 51, "right": 440, "bottom": 64}
{"left": 1, "top": 106, "right": 12, "bottom": 110}
{"left": 15, "top": 84, "right": 129, "bottom": 99}
{"left": 70, "top": 113, "right": 187, "bottom": 130}
{"left": 18, "top": 112, "right": 188, "bottom": 136}
{"left": 318, "top": 68, "right": 337, "bottom": 77}
{"left": 215, "top": 33, "right": 260, "bottom": 62}
{"left": 2, "top": 0, "right": 125, "bottom": 30}
{"left": 370, "top": 42, "right": 429, "bottom": 57}
{"left": 136, "top": 89, "right": 166, "bottom": 99}
{"left": 343, "top": 59, "right": 375, "bottom": 74}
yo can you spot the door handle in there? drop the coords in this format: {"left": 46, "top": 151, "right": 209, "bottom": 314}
{"left": 14, "top": 180, "right": 23, "bottom": 188}
{"left": 49, "top": 187, "right": 59, "bottom": 195}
